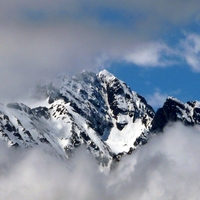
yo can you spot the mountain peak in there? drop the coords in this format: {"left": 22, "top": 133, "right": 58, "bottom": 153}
{"left": 99, "top": 69, "right": 114, "bottom": 76}
{"left": 98, "top": 69, "right": 115, "bottom": 80}
{"left": 1, "top": 69, "right": 200, "bottom": 169}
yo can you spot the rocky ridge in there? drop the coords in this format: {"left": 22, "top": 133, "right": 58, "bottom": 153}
{"left": 0, "top": 70, "right": 200, "bottom": 168}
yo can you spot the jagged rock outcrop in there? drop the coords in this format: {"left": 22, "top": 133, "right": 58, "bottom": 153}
{"left": 151, "top": 97, "right": 200, "bottom": 132}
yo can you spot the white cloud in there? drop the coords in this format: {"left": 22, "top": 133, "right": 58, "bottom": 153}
{"left": 123, "top": 32, "right": 200, "bottom": 72}
{"left": 0, "top": 144, "right": 106, "bottom": 200}
{"left": 123, "top": 42, "right": 175, "bottom": 67}
{"left": 147, "top": 90, "right": 168, "bottom": 109}
{"left": 123, "top": 33, "right": 200, "bottom": 71}
{"left": 0, "top": 1, "right": 200, "bottom": 102}
{"left": 108, "top": 123, "right": 200, "bottom": 199}
{"left": 1, "top": 123, "right": 200, "bottom": 199}
{"left": 181, "top": 33, "right": 200, "bottom": 72}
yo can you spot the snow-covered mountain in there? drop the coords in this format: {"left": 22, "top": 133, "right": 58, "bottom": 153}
{"left": 1, "top": 70, "right": 200, "bottom": 168}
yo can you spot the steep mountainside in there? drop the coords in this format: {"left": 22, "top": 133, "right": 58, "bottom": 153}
{"left": 1, "top": 70, "right": 200, "bottom": 168}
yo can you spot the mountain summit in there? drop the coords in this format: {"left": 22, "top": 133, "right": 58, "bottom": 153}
{"left": 1, "top": 70, "right": 200, "bottom": 169}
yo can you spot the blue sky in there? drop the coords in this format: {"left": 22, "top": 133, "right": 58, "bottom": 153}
{"left": 0, "top": 1, "right": 200, "bottom": 109}
{"left": 109, "top": 62, "right": 200, "bottom": 109}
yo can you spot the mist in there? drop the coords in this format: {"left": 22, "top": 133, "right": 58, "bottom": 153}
{"left": 1, "top": 122, "right": 200, "bottom": 199}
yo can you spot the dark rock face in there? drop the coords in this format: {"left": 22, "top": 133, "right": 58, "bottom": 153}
{"left": 151, "top": 108, "right": 168, "bottom": 132}
{"left": 32, "top": 107, "right": 50, "bottom": 119}
{"left": 193, "top": 107, "right": 200, "bottom": 123}
{"left": 106, "top": 77, "right": 126, "bottom": 117}
{"left": 98, "top": 70, "right": 154, "bottom": 133}
{"left": 50, "top": 71, "right": 114, "bottom": 137}
{"left": 151, "top": 97, "right": 200, "bottom": 132}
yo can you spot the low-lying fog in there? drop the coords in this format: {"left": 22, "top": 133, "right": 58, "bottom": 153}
{"left": 1, "top": 122, "right": 200, "bottom": 200}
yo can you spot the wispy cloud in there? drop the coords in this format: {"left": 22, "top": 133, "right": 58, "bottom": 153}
{"left": 146, "top": 89, "right": 168, "bottom": 109}
{"left": 122, "top": 33, "right": 200, "bottom": 73}
{"left": 180, "top": 33, "right": 200, "bottom": 72}
{"left": 123, "top": 42, "right": 176, "bottom": 67}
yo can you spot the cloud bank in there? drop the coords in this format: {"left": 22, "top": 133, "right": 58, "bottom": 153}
{"left": 1, "top": 0, "right": 200, "bottom": 102}
{"left": 1, "top": 122, "right": 200, "bottom": 199}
